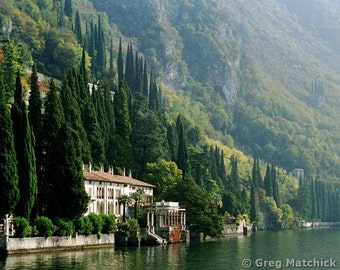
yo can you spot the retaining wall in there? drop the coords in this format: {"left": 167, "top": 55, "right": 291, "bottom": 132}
{"left": 0, "top": 233, "right": 115, "bottom": 254}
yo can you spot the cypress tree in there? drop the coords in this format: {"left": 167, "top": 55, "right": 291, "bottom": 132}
{"left": 271, "top": 164, "right": 280, "bottom": 207}
{"left": 167, "top": 124, "right": 178, "bottom": 162}
{"left": 0, "top": 76, "right": 19, "bottom": 217}
{"left": 149, "top": 72, "right": 158, "bottom": 110}
{"left": 41, "top": 79, "right": 65, "bottom": 214}
{"left": 252, "top": 157, "right": 263, "bottom": 189}
{"left": 3, "top": 40, "right": 20, "bottom": 103}
{"left": 114, "top": 81, "right": 131, "bottom": 141}
{"left": 117, "top": 38, "right": 124, "bottom": 85}
{"left": 28, "top": 63, "right": 42, "bottom": 149}
{"left": 61, "top": 74, "right": 91, "bottom": 163}
{"left": 131, "top": 95, "right": 166, "bottom": 176}
{"left": 79, "top": 48, "right": 89, "bottom": 91}
{"left": 142, "top": 60, "right": 148, "bottom": 97}
{"left": 297, "top": 178, "right": 311, "bottom": 219}
{"left": 28, "top": 63, "right": 43, "bottom": 218}
{"left": 82, "top": 99, "right": 105, "bottom": 165}
{"left": 109, "top": 39, "right": 115, "bottom": 78}
{"left": 210, "top": 146, "right": 218, "bottom": 181}
{"left": 64, "top": 0, "right": 73, "bottom": 17}
{"left": 264, "top": 163, "right": 273, "bottom": 197}
{"left": 96, "top": 16, "right": 106, "bottom": 74}
{"left": 229, "top": 154, "right": 239, "bottom": 189}
{"left": 45, "top": 123, "right": 89, "bottom": 219}
{"left": 135, "top": 51, "right": 142, "bottom": 93}
{"left": 125, "top": 44, "right": 134, "bottom": 92}
{"left": 74, "top": 10, "right": 83, "bottom": 44}
{"left": 57, "top": 2, "right": 65, "bottom": 27}
{"left": 102, "top": 83, "right": 116, "bottom": 165}
{"left": 176, "top": 116, "right": 189, "bottom": 177}
{"left": 250, "top": 184, "right": 259, "bottom": 223}
{"left": 112, "top": 82, "right": 133, "bottom": 169}
{"left": 11, "top": 71, "right": 38, "bottom": 220}
{"left": 87, "top": 20, "right": 95, "bottom": 74}
{"left": 218, "top": 150, "right": 227, "bottom": 184}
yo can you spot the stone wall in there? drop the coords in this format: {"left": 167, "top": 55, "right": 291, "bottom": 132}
{"left": 0, "top": 234, "right": 115, "bottom": 254}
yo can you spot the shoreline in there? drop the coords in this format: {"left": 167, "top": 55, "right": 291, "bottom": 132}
{"left": 0, "top": 234, "right": 115, "bottom": 255}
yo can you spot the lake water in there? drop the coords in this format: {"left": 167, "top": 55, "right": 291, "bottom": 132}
{"left": 0, "top": 228, "right": 339, "bottom": 270}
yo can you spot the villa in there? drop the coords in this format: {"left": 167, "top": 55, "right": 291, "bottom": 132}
{"left": 83, "top": 166, "right": 155, "bottom": 216}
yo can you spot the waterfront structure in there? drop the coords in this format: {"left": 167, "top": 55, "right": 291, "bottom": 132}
{"left": 83, "top": 167, "right": 155, "bottom": 216}
{"left": 143, "top": 201, "right": 187, "bottom": 244}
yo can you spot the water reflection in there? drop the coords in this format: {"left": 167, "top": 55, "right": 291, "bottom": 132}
{"left": 1, "top": 229, "right": 339, "bottom": 270}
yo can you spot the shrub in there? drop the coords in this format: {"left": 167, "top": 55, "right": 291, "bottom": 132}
{"left": 117, "top": 220, "right": 130, "bottom": 233}
{"left": 127, "top": 218, "right": 139, "bottom": 233}
{"left": 101, "top": 214, "right": 117, "bottom": 234}
{"left": 75, "top": 216, "right": 93, "bottom": 236}
{"left": 88, "top": 213, "right": 103, "bottom": 234}
{"left": 13, "top": 217, "right": 30, "bottom": 238}
{"left": 35, "top": 216, "right": 55, "bottom": 237}
{"left": 54, "top": 218, "right": 74, "bottom": 236}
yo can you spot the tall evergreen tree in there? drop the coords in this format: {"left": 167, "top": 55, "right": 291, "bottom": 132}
{"left": 41, "top": 79, "right": 65, "bottom": 214}
{"left": 252, "top": 157, "right": 263, "bottom": 189}
{"left": 142, "top": 60, "right": 148, "bottom": 97}
{"left": 218, "top": 150, "right": 227, "bottom": 184}
{"left": 131, "top": 95, "right": 166, "bottom": 176}
{"left": 114, "top": 81, "right": 131, "bottom": 141}
{"left": 210, "top": 146, "right": 218, "bottom": 182}
{"left": 264, "top": 163, "right": 273, "bottom": 197}
{"left": 79, "top": 48, "right": 89, "bottom": 91}
{"left": 271, "top": 164, "right": 281, "bottom": 207}
{"left": 148, "top": 72, "right": 158, "bottom": 110}
{"left": 82, "top": 99, "right": 105, "bottom": 165}
{"left": 3, "top": 40, "right": 20, "bottom": 103}
{"left": 45, "top": 123, "right": 89, "bottom": 219}
{"left": 64, "top": 0, "right": 73, "bottom": 17}
{"left": 102, "top": 83, "right": 116, "bottom": 165}
{"left": 74, "top": 10, "right": 83, "bottom": 44}
{"left": 229, "top": 154, "right": 239, "bottom": 189}
{"left": 87, "top": 20, "right": 95, "bottom": 75}
{"left": 167, "top": 123, "right": 178, "bottom": 162}
{"left": 28, "top": 63, "right": 43, "bottom": 218}
{"left": 135, "top": 51, "right": 142, "bottom": 93}
{"left": 11, "top": 71, "right": 38, "bottom": 220}
{"left": 176, "top": 115, "right": 189, "bottom": 177}
{"left": 109, "top": 39, "right": 115, "bottom": 79}
{"left": 250, "top": 184, "right": 259, "bottom": 223}
{"left": 0, "top": 76, "right": 19, "bottom": 217}
{"left": 117, "top": 38, "right": 124, "bottom": 85}
{"left": 125, "top": 44, "right": 135, "bottom": 94}
{"left": 61, "top": 73, "right": 91, "bottom": 163}
{"left": 96, "top": 16, "right": 106, "bottom": 74}
{"left": 297, "top": 178, "right": 311, "bottom": 219}
{"left": 28, "top": 63, "right": 42, "bottom": 151}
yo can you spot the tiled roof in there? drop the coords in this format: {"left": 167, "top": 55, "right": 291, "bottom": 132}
{"left": 83, "top": 170, "right": 155, "bottom": 188}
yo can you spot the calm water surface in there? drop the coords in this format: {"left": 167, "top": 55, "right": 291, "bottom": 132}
{"left": 0, "top": 228, "right": 339, "bottom": 270}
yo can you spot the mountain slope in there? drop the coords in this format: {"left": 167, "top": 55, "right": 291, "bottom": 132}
{"left": 1, "top": 0, "right": 338, "bottom": 179}
{"left": 90, "top": 0, "right": 339, "bottom": 179}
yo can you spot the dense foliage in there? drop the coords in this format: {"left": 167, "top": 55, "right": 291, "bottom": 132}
{"left": 0, "top": 0, "right": 339, "bottom": 237}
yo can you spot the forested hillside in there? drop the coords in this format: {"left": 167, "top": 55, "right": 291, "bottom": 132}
{"left": 91, "top": 0, "right": 340, "bottom": 181}
{"left": 0, "top": 0, "right": 339, "bottom": 233}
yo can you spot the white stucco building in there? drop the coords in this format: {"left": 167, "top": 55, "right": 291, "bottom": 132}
{"left": 83, "top": 168, "right": 155, "bottom": 216}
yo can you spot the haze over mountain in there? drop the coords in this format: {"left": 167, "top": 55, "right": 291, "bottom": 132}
{"left": 1, "top": 0, "right": 339, "bottom": 180}
{"left": 90, "top": 0, "right": 339, "bottom": 179}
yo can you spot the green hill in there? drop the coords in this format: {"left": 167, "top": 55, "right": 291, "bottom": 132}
{"left": 90, "top": 0, "right": 339, "bottom": 179}
{"left": 1, "top": 0, "right": 339, "bottom": 179}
